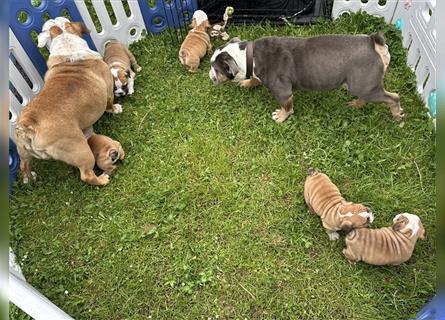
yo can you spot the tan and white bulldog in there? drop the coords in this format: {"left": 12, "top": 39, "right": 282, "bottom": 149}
{"left": 343, "top": 213, "right": 425, "bottom": 265}
{"left": 304, "top": 168, "right": 374, "bottom": 240}
{"left": 87, "top": 133, "right": 124, "bottom": 175}
{"left": 179, "top": 10, "right": 212, "bottom": 72}
{"left": 16, "top": 20, "right": 117, "bottom": 186}
{"left": 103, "top": 40, "right": 141, "bottom": 97}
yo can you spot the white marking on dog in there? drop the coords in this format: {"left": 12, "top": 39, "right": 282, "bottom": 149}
{"left": 393, "top": 213, "right": 421, "bottom": 238}
{"left": 111, "top": 68, "right": 119, "bottom": 78}
{"left": 112, "top": 104, "right": 123, "bottom": 114}
{"left": 37, "top": 17, "right": 70, "bottom": 48}
{"left": 210, "top": 42, "right": 247, "bottom": 82}
{"left": 192, "top": 10, "right": 208, "bottom": 26}
{"left": 358, "top": 211, "right": 374, "bottom": 223}
{"left": 49, "top": 33, "right": 101, "bottom": 60}
{"left": 328, "top": 231, "right": 340, "bottom": 241}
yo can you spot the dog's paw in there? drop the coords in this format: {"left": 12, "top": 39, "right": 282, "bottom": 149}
{"left": 135, "top": 65, "right": 142, "bottom": 72}
{"left": 328, "top": 232, "right": 340, "bottom": 241}
{"left": 347, "top": 99, "right": 366, "bottom": 109}
{"left": 271, "top": 109, "right": 292, "bottom": 123}
{"left": 239, "top": 79, "right": 252, "bottom": 88}
{"left": 98, "top": 173, "right": 110, "bottom": 186}
{"left": 393, "top": 108, "right": 405, "bottom": 122}
{"left": 128, "top": 87, "right": 134, "bottom": 95}
{"left": 23, "top": 171, "right": 37, "bottom": 184}
{"left": 112, "top": 104, "right": 123, "bottom": 114}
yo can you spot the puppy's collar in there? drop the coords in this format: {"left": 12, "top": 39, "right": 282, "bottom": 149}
{"left": 246, "top": 41, "right": 253, "bottom": 79}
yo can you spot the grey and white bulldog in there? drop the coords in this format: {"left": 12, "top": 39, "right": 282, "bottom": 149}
{"left": 209, "top": 34, "right": 403, "bottom": 123}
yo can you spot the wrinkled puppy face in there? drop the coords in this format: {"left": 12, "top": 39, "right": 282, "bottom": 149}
{"left": 209, "top": 38, "right": 242, "bottom": 85}
{"left": 392, "top": 213, "right": 425, "bottom": 239}
{"left": 338, "top": 204, "right": 373, "bottom": 232}
{"left": 111, "top": 67, "right": 131, "bottom": 96}
{"left": 96, "top": 145, "right": 122, "bottom": 171}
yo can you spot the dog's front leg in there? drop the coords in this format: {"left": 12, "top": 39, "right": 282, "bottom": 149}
{"left": 271, "top": 95, "right": 294, "bottom": 123}
{"left": 269, "top": 82, "right": 294, "bottom": 123}
{"left": 239, "top": 77, "right": 261, "bottom": 89}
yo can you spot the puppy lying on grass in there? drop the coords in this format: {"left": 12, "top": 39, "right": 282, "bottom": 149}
{"left": 179, "top": 10, "right": 212, "bottom": 72}
{"left": 343, "top": 213, "right": 425, "bottom": 265}
{"left": 87, "top": 134, "right": 125, "bottom": 175}
{"left": 104, "top": 40, "right": 141, "bottom": 97}
{"left": 304, "top": 168, "right": 374, "bottom": 240}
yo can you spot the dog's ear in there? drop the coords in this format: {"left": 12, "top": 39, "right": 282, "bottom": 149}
{"left": 224, "top": 58, "right": 238, "bottom": 79}
{"left": 109, "top": 149, "right": 119, "bottom": 163}
{"left": 189, "top": 18, "right": 197, "bottom": 29}
{"left": 392, "top": 215, "right": 409, "bottom": 234}
{"left": 340, "top": 220, "right": 353, "bottom": 233}
{"left": 38, "top": 25, "right": 63, "bottom": 48}
{"left": 418, "top": 221, "right": 426, "bottom": 240}
{"left": 66, "top": 22, "right": 90, "bottom": 36}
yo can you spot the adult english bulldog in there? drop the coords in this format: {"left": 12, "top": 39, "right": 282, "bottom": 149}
{"left": 304, "top": 168, "right": 374, "bottom": 240}
{"left": 209, "top": 34, "right": 403, "bottom": 123}
{"left": 16, "top": 20, "right": 117, "bottom": 186}
{"left": 343, "top": 213, "right": 425, "bottom": 265}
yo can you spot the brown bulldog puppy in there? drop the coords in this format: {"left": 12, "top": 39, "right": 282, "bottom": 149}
{"left": 16, "top": 22, "right": 115, "bottom": 186}
{"left": 103, "top": 40, "right": 141, "bottom": 97}
{"left": 304, "top": 168, "right": 374, "bottom": 240}
{"left": 88, "top": 133, "right": 125, "bottom": 175}
{"left": 343, "top": 213, "right": 425, "bottom": 265}
{"left": 179, "top": 10, "right": 212, "bottom": 72}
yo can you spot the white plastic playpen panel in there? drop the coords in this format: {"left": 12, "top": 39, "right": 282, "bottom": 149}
{"left": 8, "top": 0, "right": 437, "bottom": 318}
{"left": 332, "top": 0, "right": 436, "bottom": 119}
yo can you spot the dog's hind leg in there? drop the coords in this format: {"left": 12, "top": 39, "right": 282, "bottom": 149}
{"left": 50, "top": 135, "right": 110, "bottom": 186}
{"left": 342, "top": 246, "right": 359, "bottom": 264}
{"left": 360, "top": 88, "right": 404, "bottom": 121}
{"left": 125, "top": 46, "right": 141, "bottom": 72}
{"left": 16, "top": 145, "right": 36, "bottom": 184}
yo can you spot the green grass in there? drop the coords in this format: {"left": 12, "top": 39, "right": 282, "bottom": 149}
{"left": 10, "top": 13, "right": 436, "bottom": 320}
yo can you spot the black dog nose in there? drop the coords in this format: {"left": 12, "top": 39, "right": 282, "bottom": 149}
{"left": 110, "top": 150, "right": 119, "bottom": 162}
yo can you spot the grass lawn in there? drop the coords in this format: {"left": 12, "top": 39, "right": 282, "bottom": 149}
{"left": 10, "top": 13, "right": 436, "bottom": 320}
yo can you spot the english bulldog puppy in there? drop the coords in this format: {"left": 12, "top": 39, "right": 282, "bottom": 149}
{"left": 103, "top": 40, "right": 141, "bottom": 97}
{"left": 343, "top": 213, "right": 425, "bottom": 265}
{"left": 87, "top": 133, "right": 125, "bottom": 175}
{"left": 16, "top": 22, "right": 116, "bottom": 186}
{"left": 304, "top": 168, "right": 374, "bottom": 240}
{"left": 179, "top": 10, "right": 212, "bottom": 72}
{"left": 209, "top": 34, "right": 403, "bottom": 123}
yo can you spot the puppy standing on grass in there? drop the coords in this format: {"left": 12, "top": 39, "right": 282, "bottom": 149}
{"left": 179, "top": 10, "right": 212, "bottom": 72}
{"left": 343, "top": 213, "right": 425, "bottom": 265}
{"left": 103, "top": 40, "right": 141, "bottom": 98}
{"left": 87, "top": 134, "right": 125, "bottom": 175}
{"left": 304, "top": 168, "right": 374, "bottom": 240}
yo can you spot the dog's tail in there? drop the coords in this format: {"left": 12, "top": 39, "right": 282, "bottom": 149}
{"left": 370, "top": 32, "right": 386, "bottom": 46}
{"left": 179, "top": 49, "right": 188, "bottom": 64}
